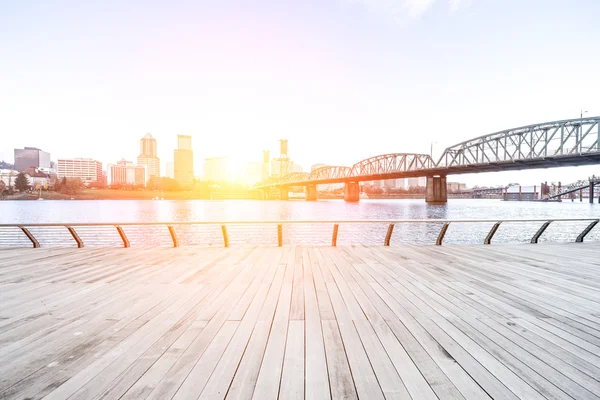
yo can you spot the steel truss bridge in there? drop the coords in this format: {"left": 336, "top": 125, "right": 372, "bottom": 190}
{"left": 255, "top": 117, "right": 600, "bottom": 188}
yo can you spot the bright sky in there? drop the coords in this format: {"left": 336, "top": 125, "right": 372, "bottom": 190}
{"left": 1, "top": 0, "right": 599, "bottom": 186}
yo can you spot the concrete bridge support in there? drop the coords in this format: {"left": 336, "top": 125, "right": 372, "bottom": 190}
{"left": 344, "top": 182, "right": 360, "bottom": 202}
{"left": 280, "top": 188, "right": 289, "bottom": 200}
{"left": 591, "top": 181, "right": 595, "bottom": 203}
{"left": 426, "top": 175, "right": 447, "bottom": 203}
{"left": 305, "top": 184, "right": 317, "bottom": 201}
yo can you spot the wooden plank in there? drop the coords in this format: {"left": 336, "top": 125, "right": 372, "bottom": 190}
{"left": 322, "top": 319, "right": 358, "bottom": 400}
{"left": 302, "top": 250, "right": 331, "bottom": 400}
{"left": 278, "top": 320, "right": 305, "bottom": 400}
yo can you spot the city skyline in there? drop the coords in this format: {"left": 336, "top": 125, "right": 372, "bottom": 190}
{"left": 1, "top": 0, "right": 599, "bottom": 186}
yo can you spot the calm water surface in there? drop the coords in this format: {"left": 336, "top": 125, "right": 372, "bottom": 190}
{"left": 1, "top": 199, "right": 599, "bottom": 245}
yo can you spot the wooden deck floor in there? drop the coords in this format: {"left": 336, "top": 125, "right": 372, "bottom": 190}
{"left": 1, "top": 243, "right": 600, "bottom": 399}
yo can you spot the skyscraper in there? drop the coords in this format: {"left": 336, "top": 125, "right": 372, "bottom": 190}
{"left": 14, "top": 147, "right": 51, "bottom": 172}
{"left": 174, "top": 135, "right": 194, "bottom": 187}
{"left": 137, "top": 133, "right": 160, "bottom": 180}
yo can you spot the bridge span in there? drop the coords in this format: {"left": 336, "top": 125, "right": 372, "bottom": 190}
{"left": 255, "top": 117, "right": 600, "bottom": 202}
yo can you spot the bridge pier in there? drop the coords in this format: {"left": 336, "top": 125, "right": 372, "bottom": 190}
{"left": 280, "top": 188, "right": 289, "bottom": 200}
{"left": 426, "top": 176, "right": 447, "bottom": 203}
{"left": 305, "top": 184, "right": 317, "bottom": 201}
{"left": 590, "top": 181, "right": 595, "bottom": 203}
{"left": 344, "top": 182, "right": 360, "bottom": 202}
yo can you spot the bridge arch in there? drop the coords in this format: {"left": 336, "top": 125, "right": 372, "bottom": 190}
{"left": 279, "top": 172, "right": 309, "bottom": 186}
{"left": 307, "top": 166, "right": 352, "bottom": 182}
{"left": 350, "top": 153, "right": 434, "bottom": 177}
{"left": 437, "top": 117, "right": 600, "bottom": 168}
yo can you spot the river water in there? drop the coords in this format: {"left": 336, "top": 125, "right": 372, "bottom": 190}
{"left": 1, "top": 199, "right": 599, "bottom": 246}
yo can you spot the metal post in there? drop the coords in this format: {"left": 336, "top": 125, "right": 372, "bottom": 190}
{"left": 576, "top": 220, "right": 599, "bottom": 242}
{"left": 221, "top": 225, "right": 229, "bottom": 248}
{"left": 530, "top": 221, "right": 551, "bottom": 243}
{"left": 19, "top": 227, "right": 40, "bottom": 248}
{"left": 384, "top": 224, "right": 394, "bottom": 246}
{"left": 115, "top": 225, "right": 130, "bottom": 248}
{"left": 66, "top": 226, "right": 84, "bottom": 248}
{"left": 484, "top": 222, "right": 502, "bottom": 244}
{"left": 168, "top": 225, "right": 179, "bottom": 247}
{"left": 436, "top": 223, "right": 450, "bottom": 245}
{"left": 277, "top": 224, "right": 283, "bottom": 247}
{"left": 332, "top": 224, "right": 339, "bottom": 247}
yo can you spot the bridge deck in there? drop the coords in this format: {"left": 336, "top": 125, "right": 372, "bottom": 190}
{"left": 1, "top": 244, "right": 599, "bottom": 399}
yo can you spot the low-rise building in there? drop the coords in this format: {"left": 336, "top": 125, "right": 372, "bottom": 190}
{"left": 505, "top": 185, "right": 541, "bottom": 201}
{"left": 0, "top": 169, "right": 18, "bottom": 189}
{"left": 22, "top": 167, "right": 51, "bottom": 189}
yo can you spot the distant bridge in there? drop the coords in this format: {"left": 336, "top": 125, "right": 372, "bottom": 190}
{"left": 548, "top": 176, "right": 600, "bottom": 202}
{"left": 255, "top": 117, "right": 600, "bottom": 202}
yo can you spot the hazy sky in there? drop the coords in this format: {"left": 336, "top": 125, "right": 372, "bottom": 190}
{"left": 1, "top": 0, "right": 599, "bottom": 186}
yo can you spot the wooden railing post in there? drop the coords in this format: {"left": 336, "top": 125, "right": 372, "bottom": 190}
{"left": 168, "top": 225, "right": 179, "bottom": 247}
{"left": 384, "top": 224, "right": 394, "bottom": 246}
{"left": 221, "top": 225, "right": 229, "bottom": 248}
{"left": 19, "top": 227, "right": 40, "bottom": 248}
{"left": 277, "top": 224, "right": 283, "bottom": 247}
{"left": 66, "top": 226, "right": 84, "bottom": 248}
{"left": 436, "top": 223, "right": 450, "bottom": 245}
{"left": 484, "top": 222, "right": 502, "bottom": 244}
{"left": 115, "top": 225, "right": 130, "bottom": 248}
{"left": 332, "top": 224, "right": 339, "bottom": 247}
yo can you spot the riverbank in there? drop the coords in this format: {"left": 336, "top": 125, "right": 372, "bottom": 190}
{"left": 1, "top": 189, "right": 240, "bottom": 201}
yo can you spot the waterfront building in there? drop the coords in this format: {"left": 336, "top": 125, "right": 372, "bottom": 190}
{"left": 107, "top": 161, "right": 147, "bottom": 187}
{"left": 262, "top": 151, "right": 270, "bottom": 181}
{"left": 505, "top": 185, "right": 541, "bottom": 201}
{"left": 384, "top": 179, "right": 396, "bottom": 189}
{"left": 394, "top": 178, "right": 406, "bottom": 189}
{"left": 57, "top": 158, "right": 103, "bottom": 185}
{"left": 137, "top": 133, "right": 160, "bottom": 179}
{"left": 292, "top": 163, "right": 303, "bottom": 173}
{"left": 22, "top": 167, "right": 51, "bottom": 189}
{"left": 447, "top": 182, "right": 468, "bottom": 192}
{"left": 271, "top": 159, "right": 300, "bottom": 177}
{"left": 14, "top": 147, "right": 51, "bottom": 172}
{"left": 174, "top": 135, "right": 194, "bottom": 187}
{"left": 244, "top": 161, "right": 263, "bottom": 186}
{"left": 203, "top": 156, "right": 229, "bottom": 182}
{"left": 166, "top": 162, "right": 174, "bottom": 179}
{"left": 407, "top": 177, "right": 428, "bottom": 188}
{"left": 0, "top": 169, "right": 18, "bottom": 189}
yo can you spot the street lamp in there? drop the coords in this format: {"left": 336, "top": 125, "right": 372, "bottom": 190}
{"left": 580, "top": 109, "right": 588, "bottom": 119}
